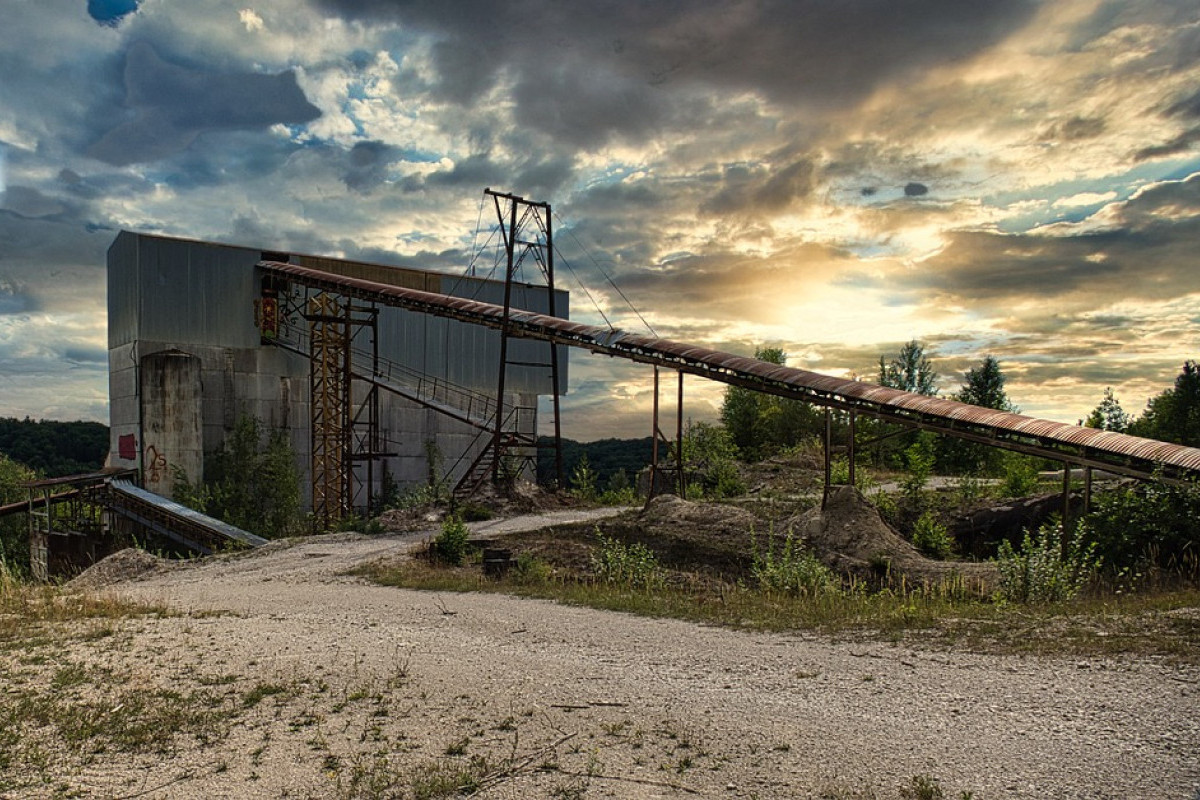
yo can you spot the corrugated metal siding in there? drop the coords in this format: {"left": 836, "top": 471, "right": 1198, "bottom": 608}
{"left": 106, "top": 231, "right": 140, "bottom": 348}
{"left": 133, "top": 236, "right": 261, "bottom": 349}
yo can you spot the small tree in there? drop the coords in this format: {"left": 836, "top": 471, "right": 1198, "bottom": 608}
{"left": 1085, "top": 387, "right": 1129, "bottom": 433}
{"left": 942, "top": 355, "right": 1015, "bottom": 474}
{"left": 879, "top": 340, "right": 938, "bottom": 396}
{"left": 954, "top": 355, "right": 1015, "bottom": 412}
{"left": 678, "top": 420, "right": 745, "bottom": 498}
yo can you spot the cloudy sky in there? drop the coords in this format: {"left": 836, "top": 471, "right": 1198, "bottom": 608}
{"left": 2, "top": 0, "right": 1199, "bottom": 440}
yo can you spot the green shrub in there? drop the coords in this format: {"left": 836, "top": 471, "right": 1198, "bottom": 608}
{"left": 569, "top": 454, "right": 599, "bottom": 502}
{"left": 1083, "top": 478, "right": 1200, "bottom": 577}
{"left": 514, "top": 552, "right": 552, "bottom": 584}
{"left": 912, "top": 511, "right": 953, "bottom": 559}
{"left": 433, "top": 515, "right": 471, "bottom": 566}
{"left": 458, "top": 503, "right": 494, "bottom": 522}
{"left": 900, "top": 435, "right": 935, "bottom": 504}
{"left": 995, "top": 521, "right": 1099, "bottom": 603}
{"left": 750, "top": 526, "right": 840, "bottom": 597}
{"left": 871, "top": 489, "right": 900, "bottom": 527}
{"left": 599, "top": 485, "right": 639, "bottom": 506}
{"left": 999, "top": 454, "right": 1039, "bottom": 498}
{"left": 590, "top": 532, "right": 663, "bottom": 589}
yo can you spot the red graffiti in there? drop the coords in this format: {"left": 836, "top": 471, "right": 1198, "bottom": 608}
{"left": 144, "top": 444, "right": 168, "bottom": 485}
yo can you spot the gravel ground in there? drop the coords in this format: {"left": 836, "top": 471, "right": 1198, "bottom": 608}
{"left": 66, "top": 509, "right": 1200, "bottom": 799}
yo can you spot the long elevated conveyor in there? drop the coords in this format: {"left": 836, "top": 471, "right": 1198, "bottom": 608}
{"left": 260, "top": 260, "right": 1200, "bottom": 485}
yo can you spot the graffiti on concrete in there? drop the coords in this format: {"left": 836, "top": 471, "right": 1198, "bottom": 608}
{"left": 144, "top": 444, "right": 168, "bottom": 486}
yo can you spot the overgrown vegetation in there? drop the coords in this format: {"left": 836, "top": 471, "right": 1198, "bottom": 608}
{"left": 590, "top": 531, "right": 664, "bottom": 589}
{"left": 996, "top": 521, "right": 1100, "bottom": 603}
{"left": 358, "top": 519, "right": 1199, "bottom": 662}
{"left": 750, "top": 525, "right": 840, "bottom": 596}
{"left": 173, "top": 414, "right": 302, "bottom": 538}
{"left": 432, "top": 514, "right": 471, "bottom": 565}
{"left": 0, "top": 453, "right": 37, "bottom": 576}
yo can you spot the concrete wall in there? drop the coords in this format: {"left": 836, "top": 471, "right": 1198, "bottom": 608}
{"left": 139, "top": 350, "right": 203, "bottom": 499}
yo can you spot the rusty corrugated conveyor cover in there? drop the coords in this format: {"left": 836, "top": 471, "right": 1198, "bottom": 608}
{"left": 110, "top": 479, "right": 268, "bottom": 550}
{"left": 259, "top": 260, "right": 1200, "bottom": 481}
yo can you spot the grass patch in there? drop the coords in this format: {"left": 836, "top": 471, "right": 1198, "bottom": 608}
{"left": 355, "top": 535, "right": 1200, "bottom": 663}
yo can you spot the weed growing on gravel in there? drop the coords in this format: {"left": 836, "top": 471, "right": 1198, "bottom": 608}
{"left": 358, "top": 555, "right": 1200, "bottom": 661}
{"left": 591, "top": 531, "right": 664, "bottom": 589}
{"left": 433, "top": 514, "right": 471, "bottom": 565}
{"left": 750, "top": 525, "right": 840, "bottom": 596}
{"left": 996, "top": 520, "right": 1100, "bottom": 603}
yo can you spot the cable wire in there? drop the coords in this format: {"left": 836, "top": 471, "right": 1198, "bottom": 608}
{"left": 553, "top": 209, "right": 656, "bottom": 337}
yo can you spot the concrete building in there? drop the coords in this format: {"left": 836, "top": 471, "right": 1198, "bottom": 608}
{"left": 106, "top": 231, "right": 567, "bottom": 512}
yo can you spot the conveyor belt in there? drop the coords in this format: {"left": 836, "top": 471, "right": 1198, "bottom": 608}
{"left": 108, "top": 480, "right": 267, "bottom": 554}
{"left": 260, "top": 260, "right": 1200, "bottom": 484}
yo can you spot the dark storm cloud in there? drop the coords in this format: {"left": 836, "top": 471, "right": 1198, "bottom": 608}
{"left": 1040, "top": 116, "right": 1107, "bottom": 143}
{"left": 1135, "top": 128, "right": 1200, "bottom": 161}
{"left": 701, "top": 159, "right": 816, "bottom": 216}
{"left": 910, "top": 173, "right": 1200, "bottom": 303}
{"left": 314, "top": 0, "right": 1037, "bottom": 147}
{"left": 344, "top": 140, "right": 401, "bottom": 194}
{"left": 904, "top": 182, "right": 929, "bottom": 197}
{"left": 87, "top": 42, "right": 320, "bottom": 166}
{"left": 0, "top": 276, "right": 40, "bottom": 315}
{"left": 0, "top": 186, "right": 68, "bottom": 219}
{"left": 417, "top": 152, "right": 576, "bottom": 199}
{"left": 88, "top": 0, "right": 139, "bottom": 27}
{"left": 1133, "top": 86, "right": 1200, "bottom": 160}
{"left": 63, "top": 346, "right": 108, "bottom": 365}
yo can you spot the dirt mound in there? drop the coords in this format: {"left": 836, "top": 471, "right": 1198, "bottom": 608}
{"left": 785, "top": 486, "right": 997, "bottom": 587}
{"left": 67, "top": 548, "right": 172, "bottom": 590}
{"left": 639, "top": 494, "right": 758, "bottom": 538}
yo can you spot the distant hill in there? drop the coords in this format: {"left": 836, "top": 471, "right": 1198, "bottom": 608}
{"left": 0, "top": 418, "right": 110, "bottom": 477}
{"left": 537, "top": 435, "right": 665, "bottom": 489}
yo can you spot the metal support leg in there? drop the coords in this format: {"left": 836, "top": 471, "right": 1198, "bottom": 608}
{"left": 676, "top": 371, "right": 685, "bottom": 498}
{"left": 822, "top": 407, "right": 832, "bottom": 509}
{"left": 848, "top": 411, "right": 857, "bottom": 489}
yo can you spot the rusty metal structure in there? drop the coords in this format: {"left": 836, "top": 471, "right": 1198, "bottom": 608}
{"left": 3, "top": 471, "right": 265, "bottom": 580}
{"left": 257, "top": 259, "right": 1200, "bottom": 487}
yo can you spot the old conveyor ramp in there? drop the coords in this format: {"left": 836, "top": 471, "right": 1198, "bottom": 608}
{"left": 260, "top": 261, "right": 1200, "bottom": 484}
{"left": 108, "top": 479, "right": 267, "bottom": 554}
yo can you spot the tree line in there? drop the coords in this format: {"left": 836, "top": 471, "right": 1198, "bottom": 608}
{"left": 720, "top": 341, "right": 1200, "bottom": 472}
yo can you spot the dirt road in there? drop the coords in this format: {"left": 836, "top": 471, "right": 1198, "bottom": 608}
{"left": 73, "top": 511, "right": 1200, "bottom": 799}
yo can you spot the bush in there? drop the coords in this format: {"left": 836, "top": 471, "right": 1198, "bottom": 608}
{"left": 433, "top": 515, "right": 471, "bottom": 566}
{"left": 900, "top": 435, "right": 935, "bottom": 504}
{"left": 514, "top": 552, "right": 552, "bottom": 584}
{"left": 995, "top": 521, "right": 1099, "bottom": 603}
{"left": 678, "top": 421, "right": 746, "bottom": 498}
{"left": 999, "top": 454, "right": 1039, "bottom": 498}
{"left": 912, "top": 511, "right": 953, "bottom": 559}
{"left": 1083, "top": 479, "right": 1200, "bottom": 577}
{"left": 590, "top": 532, "right": 663, "bottom": 589}
{"left": 750, "top": 525, "right": 840, "bottom": 597}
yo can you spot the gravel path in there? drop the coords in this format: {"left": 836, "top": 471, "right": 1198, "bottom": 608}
{"left": 89, "top": 509, "right": 1200, "bottom": 799}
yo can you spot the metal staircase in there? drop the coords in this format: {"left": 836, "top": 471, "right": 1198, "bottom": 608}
{"left": 267, "top": 315, "right": 537, "bottom": 500}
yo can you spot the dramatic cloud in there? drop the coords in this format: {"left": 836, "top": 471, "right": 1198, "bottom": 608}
{"left": 87, "top": 41, "right": 320, "bottom": 165}
{"left": 0, "top": 0, "right": 1197, "bottom": 439}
